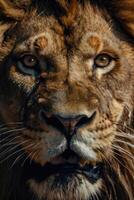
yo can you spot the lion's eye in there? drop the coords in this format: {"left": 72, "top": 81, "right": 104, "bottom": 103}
{"left": 17, "top": 54, "right": 39, "bottom": 76}
{"left": 21, "top": 55, "right": 38, "bottom": 68}
{"left": 94, "top": 54, "right": 112, "bottom": 68}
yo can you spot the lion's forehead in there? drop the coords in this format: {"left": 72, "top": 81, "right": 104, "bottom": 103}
{"left": 13, "top": 4, "right": 121, "bottom": 57}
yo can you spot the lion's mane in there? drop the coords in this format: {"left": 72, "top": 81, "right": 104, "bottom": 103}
{"left": 0, "top": 1, "right": 133, "bottom": 200}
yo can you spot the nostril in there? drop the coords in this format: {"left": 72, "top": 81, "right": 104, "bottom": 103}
{"left": 75, "top": 112, "right": 96, "bottom": 129}
{"left": 39, "top": 110, "right": 66, "bottom": 133}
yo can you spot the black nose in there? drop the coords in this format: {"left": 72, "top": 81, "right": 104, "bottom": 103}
{"left": 55, "top": 115, "right": 91, "bottom": 132}
{"left": 40, "top": 110, "right": 96, "bottom": 135}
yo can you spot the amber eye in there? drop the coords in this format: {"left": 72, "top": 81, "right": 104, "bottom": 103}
{"left": 17, "top": 54, "right": 39, "bottom": 76}
{"left": 94, "top": 54, "right": 112, "bottom": 68}
{"left": 21, "top": 55, "right": 38, "bottom": 68}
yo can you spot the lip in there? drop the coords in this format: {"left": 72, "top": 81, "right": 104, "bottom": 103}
{"left": 24, "top": 161, "right": 103, "bottom": 184}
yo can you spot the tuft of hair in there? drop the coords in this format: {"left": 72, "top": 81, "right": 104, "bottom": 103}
{"left": 60, "top": 0, "right": 78, "bottom": 27}
{"left": 0, "top": 0, "right": 25, "bottom": 20}
{"left": 100, "top": 0, "right": 134, "bottom": 39}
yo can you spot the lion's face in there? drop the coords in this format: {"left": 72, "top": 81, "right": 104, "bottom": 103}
{"left": 0, "top": 1, "right": 134, "bottom": 200}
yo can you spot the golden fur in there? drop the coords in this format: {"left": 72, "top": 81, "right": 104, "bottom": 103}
{"left": 0, "top": 1, "right": 134, "bottom": 200}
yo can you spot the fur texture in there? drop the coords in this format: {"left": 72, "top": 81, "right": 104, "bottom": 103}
{"left": 0, "top": 1, "right": 134, "bottom": 200}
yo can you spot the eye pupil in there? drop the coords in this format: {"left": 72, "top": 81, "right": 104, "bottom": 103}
{"left": 23, "top": 55, "right": 38, "bottom": 68}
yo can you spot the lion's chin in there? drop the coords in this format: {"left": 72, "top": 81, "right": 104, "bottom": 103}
{"left": 29, "top": 173, "right": 102, "bottom": 200}
{"left": 26, "top": 162, "right": 103, "bottom": 200}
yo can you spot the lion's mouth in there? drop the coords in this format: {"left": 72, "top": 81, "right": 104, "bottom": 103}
{"left": 24, "top": 159, "right": 103, "bottom": 184}
{"left": 22, "top": 108, "right": 103, "bottom": 185}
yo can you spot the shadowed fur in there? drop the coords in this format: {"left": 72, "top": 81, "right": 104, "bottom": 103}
{"left": 0, "top": 1, "right": 134, "bottom": 200}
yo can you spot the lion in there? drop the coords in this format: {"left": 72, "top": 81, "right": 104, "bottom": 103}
{"left": 0, "top": 0, "right": 133, "bottom": 200}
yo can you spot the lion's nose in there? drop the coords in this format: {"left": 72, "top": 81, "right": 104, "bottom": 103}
{"left": 40, "top": 110, "right": 96, "bottom": 135}
{"left": 55, "top": 115, "right": 91, "bottom": 132}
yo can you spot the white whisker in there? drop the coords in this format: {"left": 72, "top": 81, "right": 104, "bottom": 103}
{"left": 0, "top": 143, "right": 35, "bottom": 164}
{"left": 112, "top": 145, "right": 133, "bottom": 160}
{"left": 10, "top": 153, "right": 25, "bottom": 169}
{"left": 114, "top": 139, "right": 134, "bottom": 148}
{"left": 0, "top": 127, "right": 25, "bottom": 137}
{"left": 0, "top": 139, "right": 29, "bottom": 159}
{"left": 111, "top": 153, "right": 132, "bottom": 174}
{"left": 21, "top": 142, "right": 40, "bottom": 166}
{"left": 0, "top": 135, "right": 22, "bottom": 146}
{"left": 0, "top": 122, "right": 23, "bottom": 128}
